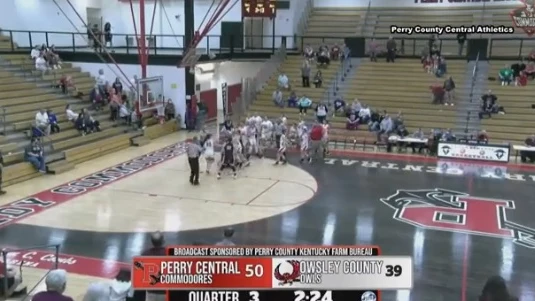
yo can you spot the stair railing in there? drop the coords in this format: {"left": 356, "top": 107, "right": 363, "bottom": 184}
{"left": 361, "top": 0, "right": 372, "bottom": 35}
{"left": 294, "top": 0, "right": 314, "bottom": 51}
{"left": 0, "top": 107, "right": 5, "bottom": 135}
{"left": 463, "top": 51, "right": 480, "bottom": 136}
{"left": 324, "top": 49, "right": 351, "bottom": 105}
{"left": 32, "top": 123, "right": 55, "bottom": 150}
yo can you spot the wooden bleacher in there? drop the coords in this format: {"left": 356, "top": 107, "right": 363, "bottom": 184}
{"left": 481, "top": 62, "right": 534, "bottom": 145}
{"left": 301, "top": 8, "right": 368, "bottom": 47}
{"left": 0, "top": 48, "right": 177, "bottom": 186}
{"left": 340, "top": 59, "right": 465, "bottom": 139}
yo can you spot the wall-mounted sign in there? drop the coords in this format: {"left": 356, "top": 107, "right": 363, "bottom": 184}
{"left": 242, "top": 0, "right": 277, "bottom": 17}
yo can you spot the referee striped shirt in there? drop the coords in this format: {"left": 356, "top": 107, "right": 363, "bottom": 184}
{"left": 187, "top": 142, "right": 202, "bottom": 158}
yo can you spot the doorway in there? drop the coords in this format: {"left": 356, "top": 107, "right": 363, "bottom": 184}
{"left": 243, "top": 18, "right": 264, "bottom": 49}
{"left": 86, "top": 8, "right": 103, "bottom": 30}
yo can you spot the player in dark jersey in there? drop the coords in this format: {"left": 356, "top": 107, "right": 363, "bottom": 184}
{"left": 217, "top": 138, "right": 237, "bottom": 179}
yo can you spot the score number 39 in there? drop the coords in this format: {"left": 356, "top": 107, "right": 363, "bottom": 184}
{"left": 385, "top": 265, "right": 403, "bottom": 277}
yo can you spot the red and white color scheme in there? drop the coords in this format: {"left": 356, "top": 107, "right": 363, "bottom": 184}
{"left": 131, "top": 246, "right": 412, "bottom": 291}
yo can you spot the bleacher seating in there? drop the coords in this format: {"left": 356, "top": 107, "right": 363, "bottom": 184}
{"left": 301, "top": 8, "right": 367, "bottom": 47}
{"left": 481, "top": 62, "right": 534, "bottom": 145}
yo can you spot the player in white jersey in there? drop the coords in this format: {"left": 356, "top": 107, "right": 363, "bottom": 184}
{"left": 299, "top": 126, "right": 311, "bottom": 164}
{"left": 288, "top": 123, "right": 298, "bottom": 146}
{"left": 259, "top": 119, "right": 273, "bottom": 156}
{"left": 246, "top": 123, "right": 258, "bottom": 157}
{"left": 322, "top": 120, "right": 330, "bottom": 157}
{"left": 202, "top": 134, "right": 215, "bottom": 174}
{"left": 297, "top": 120, "right": 306, "bottom": 137}
{"left": 274, "top": 131, "right": 288, "bottom": 165}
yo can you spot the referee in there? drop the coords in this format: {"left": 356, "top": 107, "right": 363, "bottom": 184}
{"left": 187, "top": 136, "right": 202, "bottom": 185}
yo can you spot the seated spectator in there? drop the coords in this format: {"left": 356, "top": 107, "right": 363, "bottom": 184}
{"left": 346, "top": 113, "right": 359, "bottom": 130}
{"left": 315, "top": 103, "right": 328, "bottom": 123}
{"left": 313, "top": 70, "right": 323, "bottom": 88}
{"left": 435, "top": 56, "right": 447, "bottom": 77}
{"left": 303, "top": 44, "right": 315, "bottom": 60}
{"left": 109, "top": 89, "right": 122, "bottom": 121}
{"left": 58, "top": 75, "right": 75, "bottom": 94}
{"left": 287, "top": 91, "right": 298, "bottom": 108}
{"left": 30, "top": 45, "right": 40, "bottom": 60}
{"left": 65, "top": 104, "right": 78, "bottom": 122}
{"left": 47, "top": 109, "right": 60, "bottom": 134}
{"left": 272, "top": 89, "right": 283, "bottom": 107}
{"left": 377, "top": 114, "right": 393, "bottom": 141}
{"left": 525, "top": 62, "right": 535, "bottom": 79}
{"left": 442, "top": 129, "right": 456, "bottom": 141}
{"left": 393, "top": 112, "right": 404, "bottom": 132}
{"left": 317, "top": 46, "right": 330, "bottom": 66}
{"left": 368, "top": 109, "right": 383, "bottom": 132}
{"left": 298, "top": 95, "right": 312, "bottom": 115}
{"left": 331, "top": 43, "right": 340, "bottom": 60}
{"left": 78, "top": 109, "right": 101, "bottom": 135}
{"left": 443, "top": 76, "right": 455, "bottom": 106}
{"left": 478, "top": 275, "right": 518, "bottom": 301}
{"left": 349, "top": 99, "right": 362, "bottom": 116}
{"left": 0, "top": 261, "right": 26, "bottom": 297}
{"left": 333, "top": 98, "right": 346, "bottom": 116}
{"left": 430, "top": 82, "right": 445, "bottom": 104}
{"left": 521, "top": 134, "right": 535, "bottom": 163}
{"left": 423, "top": 55, "right": 433, "bottom": 73}
{"left": 368, "top": 38, "right": 380, "bottom": 62}
{"left": 44, "top": 47, "right": 61, "bottom": 70}
{"left": 35, "top": 54, "right": 49, "bottom": 75}
{"left": 35, "top": 109, "right": 50, "bottom": 135}
{"left": 477, "top": 130, "right": 489, "bottom": 144}
{"left": 112, "top": 77, "right": 123, "bottom": 94}
{"left": 165, "top": 99, "right": 175, "bottom": 120}
{"left": 90, "top": 85, "right": 104, "bottom": 110}
{"left": 277, "top": 72, "right": 289, "bottom": 90}
{"left": 498, "top": 65, "right": 514, "bottom": 86}
{"left": 358, "top": 104, "right": 371, "bottom": 124}
{"left": 517, "top": 70, "right": 528, "bottom": 86}
{"left": 410, "top": 128, "right": 427, "bottom": 153}
{"left": 24, "top": 138, "right": 46, "bottom": 173}
{"left": 510, "top": 60, "right": 526, "bottom": 82}
{"left": 119, "top": 102, "right": 132, "bottom": 125}
{"left": 32, "top": 269, "right": 73, "bottom": 301}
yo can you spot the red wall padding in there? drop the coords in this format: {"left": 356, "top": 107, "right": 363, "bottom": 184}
{"left": 200, "top": 89, "right": 217, "bottom": 121}
{"left": 227, "top": 83, "right": 242, "bottom": 115}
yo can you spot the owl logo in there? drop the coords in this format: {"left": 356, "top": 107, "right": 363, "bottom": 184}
{"left": 510, "top": 0, "right": 535, "bottom": 36}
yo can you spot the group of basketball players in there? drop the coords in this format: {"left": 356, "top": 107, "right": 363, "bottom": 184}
{"left": 198, "top": 115, "right": 330, "bottom": 179}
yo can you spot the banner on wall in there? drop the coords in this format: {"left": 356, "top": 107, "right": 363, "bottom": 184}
{"left": 437, "top": 142, "right": 510, "bottom": 163}
{"left": 221, "top": 82, "right": 228, "bottom": 117}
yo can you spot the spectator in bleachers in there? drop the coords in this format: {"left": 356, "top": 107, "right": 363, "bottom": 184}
{"left": 272, "top": 89, "right": 283, "bottom": 107}
{"left": 65, "top": 104, "right": 78, "bottom": 123}
{"left": 358, "top": 104, "right": 371, "bottom": 124}
{"left": 528, "top": 49, "right": 535, "bottom": 62}
{"left": 423, "top": 55, "right": 433, "bottom": 73}
{"left": 91, "top": 24, "right": 101, "bottom": 51}
{"left": 477, "top": 130, "right": 489, "bottom": 144}
{"left": 442, "top": 129, "right": 456, "bottom": 142}
{"left": 478, "top": 275, "right": 518, "bottom": 301}
{"left": 165, "top": 99, "right": 175, "bottom": 120}
{"left": 520, "top": 134, "right": 535, "bottom": 163}
{"left": 428, "top": 34, "right": 437, "bottom": 55}
{"left": 443, "top": 76, "right": 456, "bottom": 106}
{"left": 499, "top": 65, "right": 514, "bottom": 86}
{"left": 435, "top": 56, "right": 447, "bottom": 77}
{"left": 96, "top": 69, "right": 107, "bottom": 94}
{"left": 346, "top": 113, "right": 359, "bottom": 130}
{"left": 313, "top": 70, "right": 323, "bottom": 88}
{"left": 317, "top": 44, "right": 330, "bottom": 66}
{"left": 368, "top": 109, "right": 382, "bottom": 132}
{"left": 517, "top": 70, "right": 528, "bottom": 86}
{"left": 301, "top": 60, "right": 311, "bottom": 87}
{"left": 430, "top": 82, "right": 445, "bottom": 104}
{"left": 142, "top": 231, "right": 166, "bottom": 301}
{"left": 83, "top": 109, "right": 101, "bottom": 134}
{"left": 377, "top": 114, "right": 393, "bottom": 141}
{"left": 24, "top": 137, "right": 46, "bottom": 173}
{"left": 393, "top": 112, "right": 404, "bottom": 131}
{"left": 82, "top": 282, "right": 110, "bottom": 301}
{"left": 35, "top": 109, "right": 50, "bottom": 136}
{"left": 333, "top": 98, "right": 346, "bottom": 116}
{"left": 278, "top": 72, "right": 289, "bottom": 90}
{"left": 35, "top": 54, "right": 49, "bottom": 75}
{"left": 0, "top": 260, "right": 25, "bottom": 297}
{"left": 110, "top": 89, "right": 122, "bottom": 121}
{"left": 330, "top": 44, "right": 340, "bottom": 60}
{"left": 216, "top": 228, "right": 236, "bottom": 246}
{"left": 104, "top": 22, "right": 112, "bottom": 48}
{"left": 119, "top": 101, "right": 132, "bottom": 125}
{"left": 525, "top": 62, "right": 535, "bottom": 80}
{"left": 457, "top": 33, "right": 467, "bottom": 56}
{"left": 410, "top": 128, "right": 427, "bottom": 153}
{"left": 287, "top": 91, "right": 298, "bottom": 108}
{"left": 90, "top": 85, "right": 104, "bottom": 111}
{"left": 304, "top": 44, "right": 315, "bottom": 60}
{"left": 511, "top": 60, "right": 526, "bottom": 83}
{"left": 298, "top": 95, "right": 312, "bottom": 115}
{"left": 112, "top": 77, "right": 123, "bottom": 94}
{"left": 386, "top": 36, "right": 397, "bottom": 63}
{"left": 368, "top": 38, "right": 379, "bottom": 62}
{"left": 315, "top": 103, "right": 328, "bottom": 123}
{"left": 32, "top": 270, "right": 73, "bottom": 301}
{"left": 45, "top": 47, "right": 61, "bottom": 70}
{"left": 30, "top": 45, "right": 40, "bottom": 60}
{"left": 47, "top": 109, "right": 60, "bottom": 134}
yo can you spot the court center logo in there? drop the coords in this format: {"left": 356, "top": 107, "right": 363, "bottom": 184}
{"left": 380, "top": 188, "right": 535, "bottom": 248}
{"left": 510, "top": 0, "right": 535, "bottom": 36}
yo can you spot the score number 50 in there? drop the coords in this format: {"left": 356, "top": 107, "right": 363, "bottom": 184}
{"left": 245, "top": 264, "right": 264, "bottom": 278}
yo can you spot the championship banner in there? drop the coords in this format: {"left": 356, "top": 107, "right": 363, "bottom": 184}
{"left": 131, "top": 246, "right": 412, "bottom": 291}
{"left": 437, "top": 142, "right": 510, "bottom": 163}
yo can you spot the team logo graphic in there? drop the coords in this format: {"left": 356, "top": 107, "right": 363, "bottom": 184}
{"left": 495, "top": 149, "right": 505, "bottom": 159}
{"left": 380, "top": 188, "right": 535, "bottom": 248}
{"left": 510, "top": 0, "right": 535, "bottom": 36}
{"left": 133, "top": 261, "right": 161, "bottom": 285}
{"left": 361, "top": 291, "right": 377, "bottom": 301}
{"left": 441, "top": 145, "right": 451, "bottom": 155}
{"left": 273, "top": 260, "right": 301, "bottom": 286}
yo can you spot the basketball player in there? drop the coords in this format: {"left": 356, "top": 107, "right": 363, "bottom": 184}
{"left": 299, "top": 126, "right": 311, "bottom": 164}
{"left": 259, "top": 118, "right": 273, "bottom": 155}
{"left": 218, "top": 138, "right": 237, "bottom": 179}
{"left": 203, "top": 134, "right": 215, "bottom": 174}
{"left": 246, "top": 121, "right": 258, "bottom": 157}
{"left": 322, "top": 120, "right": 330, "bottom": 157}
{"left": 289, "top": 123, "right": 298, "bottom": 146}
{"left": 274, "top": 130, "right": 288, "bottom": 165}
{"left": 233, "top": 130, "right": 249, "bottom": 168}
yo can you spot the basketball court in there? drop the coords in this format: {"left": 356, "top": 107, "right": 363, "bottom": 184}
{"left": 1, "top": 132, "right": 535, "bottom": 300}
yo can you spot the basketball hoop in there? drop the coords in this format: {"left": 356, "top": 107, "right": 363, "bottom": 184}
{"left": 179, "top": 47, "right": 202, "bottom": 68}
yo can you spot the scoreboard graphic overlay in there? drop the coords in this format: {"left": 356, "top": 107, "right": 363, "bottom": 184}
{"left": 132, "top": 246, "right": 413, "bottom": 301}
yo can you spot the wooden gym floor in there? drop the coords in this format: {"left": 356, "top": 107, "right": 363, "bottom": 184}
{"left": 0, "top": 132, "right": 535, "bottom": 300}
